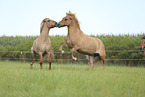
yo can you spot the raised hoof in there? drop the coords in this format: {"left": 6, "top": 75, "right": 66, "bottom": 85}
{"left": 61, "top": 50, "right": 65, "bottom": 54}
{"left": 72, "top": 57, "right": 77, "bottom": 61}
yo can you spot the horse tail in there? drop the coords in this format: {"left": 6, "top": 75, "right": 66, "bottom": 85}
{"left": 49, "top": 52, "right": 54, "bottom": 59}
{"left": 48, "top": 48, "right": 54, "bottom": 59}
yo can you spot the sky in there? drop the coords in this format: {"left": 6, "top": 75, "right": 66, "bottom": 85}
{"left": 0, "top": 0, "right": 145, "bottom": 36}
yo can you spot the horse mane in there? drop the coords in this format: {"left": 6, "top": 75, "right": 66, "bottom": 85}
{"left": 66, "top": 11, "right": 80, "bottom": 28}
{"left": 40, "top": 18, "right": 46, "bottom": 33}
{"left": 40, "top": 22, "right": 44, "bottom": 33}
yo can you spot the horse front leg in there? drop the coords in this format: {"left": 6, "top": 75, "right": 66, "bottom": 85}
{"left": 59, "top": 42, "right": 68, "bottom": 53}
{"left": 38, "top": 52, "right": 43, "bottom": 69}
{"left": 30, "top": 53, "right": 36, "bottom": 69}
{"left": 48, "top": 53, "right": 52, "bottom": 70}
{"left": 70, "top": 46, "right": 79, "bottom": 60}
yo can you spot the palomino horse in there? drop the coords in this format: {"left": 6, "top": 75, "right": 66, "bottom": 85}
{"left": 30, "top": 18, "right": 57, "bottom": 69}
{"left": 57, "top": 11, "right": 106, "bottom": 70}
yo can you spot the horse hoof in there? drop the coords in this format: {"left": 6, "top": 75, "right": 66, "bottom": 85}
{"left": 61, "top": 50, "right": 65, "bottom": 54}
{"left": 73, "top": 57, "right": 77, "bottom": 61}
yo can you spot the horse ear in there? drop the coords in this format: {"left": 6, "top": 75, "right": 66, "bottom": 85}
{"left": 43, "top": 20, "right": 46, "bottom": 23}
{"left": 66, "top": 11, "right": 76, "bottom": 20}
{"left": 66, "top": 11, "right": 72, "bottom": 15}
{"left": 42, "top": 18, "right": 47, "bottom": 23}
{"left": 68, "top": 15, "right": 75, "bottom": 20}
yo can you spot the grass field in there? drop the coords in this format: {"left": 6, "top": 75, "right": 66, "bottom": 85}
{"left": 0, "top": 61, "right": 144, "bottom": 97}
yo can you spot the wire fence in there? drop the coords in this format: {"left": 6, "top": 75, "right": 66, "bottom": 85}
{"left": 0, "top": 50, "right": 144, "bottom": 65}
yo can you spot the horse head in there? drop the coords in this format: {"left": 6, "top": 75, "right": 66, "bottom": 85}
{"left": 41, "top": 18, "right": 57, "bottom": 28}
{"left": 57, "top": 11, "right": 79, "bottom": 28}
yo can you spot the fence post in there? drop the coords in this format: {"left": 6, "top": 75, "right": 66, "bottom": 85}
{"left": 21, "top": 51, "right": 22, "bottom": 63}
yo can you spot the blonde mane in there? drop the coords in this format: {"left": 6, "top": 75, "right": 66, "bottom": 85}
{"left": 40, "top": 18, "right": 46, "bottom": 33}
{"left": 66, "top": 11, "right": 80, "bottom": 28}
{"left": 40, "top": 22, "right": 44, "bottom": 33}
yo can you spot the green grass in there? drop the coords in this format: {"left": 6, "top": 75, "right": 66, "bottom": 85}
{"left": 0, "top": 61, "right": 144, "bottom": 97}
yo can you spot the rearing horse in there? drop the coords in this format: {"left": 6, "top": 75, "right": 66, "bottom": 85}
{"left": 30, "top": 18, "right": 57, "bottom": 69}
{"left": 57, "top": 11, "right": 106, "bottom": 70}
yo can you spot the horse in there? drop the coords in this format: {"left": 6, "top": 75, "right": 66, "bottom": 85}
{"left": 140, "top": 35, "right": 145, "bottom": 50}
{"left": 57, "top": 11, "right": 106, "bottom": 70}
{"left": 30, "top": 18, "right": 57, "bottom": 69}
{"left": 140, "top": 35, "right": 145, "bottom": 66}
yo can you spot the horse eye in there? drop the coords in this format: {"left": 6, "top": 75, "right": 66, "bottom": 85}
{"left": 48, "top": 20, "right": 50, "bottom": 22}
{"left": 65, "top": 19, "right": 67, "bottom": 21}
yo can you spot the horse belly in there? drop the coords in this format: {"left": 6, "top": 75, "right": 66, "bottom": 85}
{"left": 78, "top": 37, "right": 104, "bottom": 55}
{"left": 80, "top": 41, "right": 97, "bottom": 54}
{"left": 45, "top": 45, "right": 51, "bottom": 52}
{"left": 78, "top": 48, "right": 96, "bottom": 54}
{"left": 38, "top": 42, "right": 51, "bottom": 53}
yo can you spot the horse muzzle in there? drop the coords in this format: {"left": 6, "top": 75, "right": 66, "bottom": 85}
{"left": 57, "top": 23, "right": 64, "bottom": 28}
{"left": 54, "top": 22, "right": 58, "bottom": 27}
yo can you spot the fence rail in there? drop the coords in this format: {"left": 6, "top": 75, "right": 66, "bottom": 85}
{"left": 0, "top": 50, "right": 143, "bottom": 53}
{"left": 0, "top": 50, "right": 144, "bottom": 60}
{"left": 0, "top": 50, "right": 144, "bottom": 65}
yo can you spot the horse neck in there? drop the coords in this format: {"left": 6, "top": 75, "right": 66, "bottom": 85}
{"left": 40, "top": 23, "right": 50, "bottom": 39}
{"left": 67, "top": 21, "right": 82, "bottom": 37}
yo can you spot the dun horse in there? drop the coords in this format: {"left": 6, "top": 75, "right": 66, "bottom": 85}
{"left": 30, "top": 18, "right": 57, "bottom": 69}
{"left": 57, "top": 11, "right": 106, "bottom": 70}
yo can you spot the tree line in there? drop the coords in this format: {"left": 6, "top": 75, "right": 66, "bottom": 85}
{"left": 0, "top": 34, "right": 144, "bottom": 65}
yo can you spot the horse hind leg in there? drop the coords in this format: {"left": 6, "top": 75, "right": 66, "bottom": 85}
{"left": 30, "top": 51, "right": 36, "bottom": 69}
{"left": 89, "top": 56, "right": 94, "bottom": 70}
{"left": 94, "top": 53, "right": 106, "bottom": 70}
{"left": 48, "top": 58, "right": 51, "bottom": 70}
{"left": 30, "top": 58, "right": 36, "bottom": 69}
{"left": 43, "top": 54, "right": 48, "bottom": 63}
{"left": 102, "top": 58, "right": 106, "bottom": 70}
